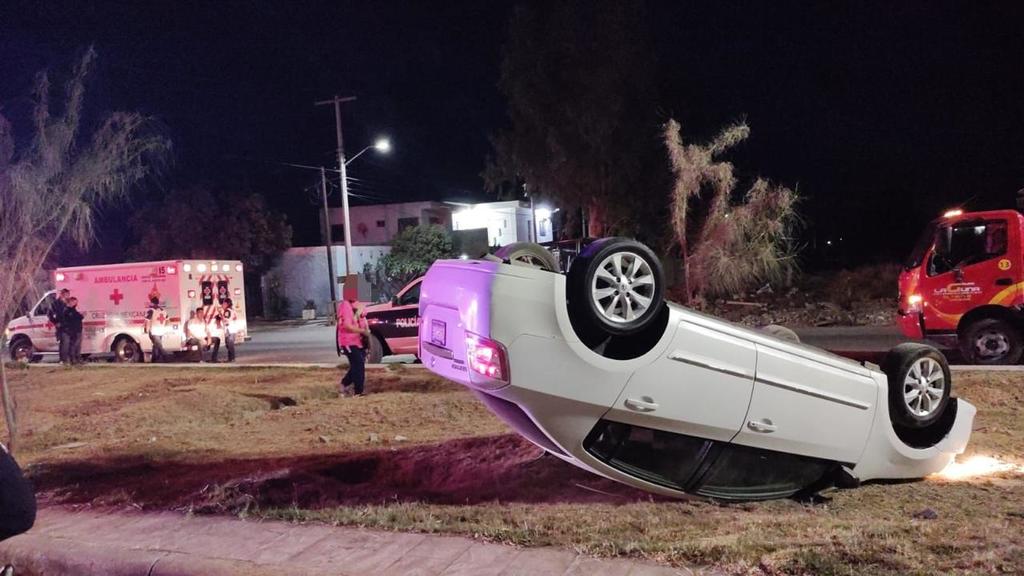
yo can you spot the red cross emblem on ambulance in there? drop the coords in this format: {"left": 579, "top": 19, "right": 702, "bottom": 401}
{"left": 109, "top": 288, "right": 125, "bottom": 305}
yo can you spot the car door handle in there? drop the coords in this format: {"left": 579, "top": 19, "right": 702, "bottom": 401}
{"left": 624, "top": 397, "right": 659, "bottom": 413}
{"left": 996, "top": 277, "right": 1013, "bottom": 286}
{"left": 747, "top": 419, "right": 777, "bottom": 433}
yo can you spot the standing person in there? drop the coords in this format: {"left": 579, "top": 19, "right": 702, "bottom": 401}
{"left": 143, "top": 296, "right": 168, "bottom": 363}
{"left": 336, "top": 296, "right": 370, "bottom": 396}
{"left": 48, "top": 289, "right": 69, "bottom": 364}
{"left": 219, "top": 298, "right": 237, "bottom": 362}
{"left": 61, "top": 297, "right": 84, "bottom": 366}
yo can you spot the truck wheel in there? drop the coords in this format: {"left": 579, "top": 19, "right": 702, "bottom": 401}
{"left": 112, "top": 337, "right": 142, "bottom": 363}
{"left": 494, "top": 242, "right": 560, "bottom": 272}
{"left": 568, "top": 238, "right": 665, "bottom": 337}
{"left": 8, "top": 338, "right": 35, "bottom": 364}
{"left": 366, "top": 333, "right": 384, "bottom": 364}
{"left": 959, "top": 318, "right": 1023, "bottom": 365}
{"left": 882, "top": 343, "right": 952, "bottom": 429}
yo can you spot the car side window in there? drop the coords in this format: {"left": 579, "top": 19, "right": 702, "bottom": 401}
{"left": 929, "top": 220, "right": 1008, "bottom": 276}
{"left": 584, "top": 420, "right": 713, "bottom": 491}
{"left": 397, "top": 281, "right": 421, "bottom": 306}
{"left": 693, "top": 443, "right": 833, "bottom": 501}
{"left": 33, "top": 294, "right": 55, "bottom": 318}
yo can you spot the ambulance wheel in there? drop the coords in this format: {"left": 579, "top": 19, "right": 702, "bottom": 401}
{"left": 112, "top": 337, "right": 142, "bottom": 363}
{"left": 494, "top": 242, "right": 560, "bottom": 272}
{"left": 8, "top": 338, "right": 36, "bottom": 364}
{"left": 882, "top": 343, "right": 951, "bottom": 429}
{"left": 568, "top": 238, "right": 665, "bottom": 337}
{"left": 366, "top": 333, "right": 384, "bottom": 364}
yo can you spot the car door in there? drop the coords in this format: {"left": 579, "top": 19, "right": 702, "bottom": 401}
{"left": 734, "top": 343, "right": 876, "bottom": 464}
{"left": 30, "top": 293, "right": 59, "bottom": 352}
{"left": 606, "top": 319, "right": 756, "bottom": 442}
{"left": 369, "top": 278, "right": 422, "bottom": 354}
{"left": 919, "top": 217, "right": 1014, "bottom": 331}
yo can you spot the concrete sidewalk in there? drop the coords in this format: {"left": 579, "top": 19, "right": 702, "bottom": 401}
{"left": 0, "top": 508, "right": 712, "bottom": 576}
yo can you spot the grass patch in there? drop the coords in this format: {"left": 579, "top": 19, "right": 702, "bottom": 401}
{"left": 3, "top": 365, "right": 1022, "bottom": 575}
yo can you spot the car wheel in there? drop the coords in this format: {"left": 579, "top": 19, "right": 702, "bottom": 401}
{"left": 760, "top": 324, "right": 800, "bottom": 343}
{"left": 882, "top": 343, "right": 952, "bottom": 429}
{"left": 568, "top": 237, "right": 665, "bottom": 337}
{"left": 112, "top": 337, "right": 142, "bottom": 363}
{"left": 366, "top": 333, "right": 384, "bottom": 364}
{"left": 8, "top": 339, "right": 34, "bottom": 364}
{"left": 959, "top": 318, "right": 1023, "bottom": 365}
{"left": 494, "top": 242, "right": 560, "bottom": 272}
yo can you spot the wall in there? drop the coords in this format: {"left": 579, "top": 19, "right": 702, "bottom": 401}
{"left": 261, "top": 245, "right": 391, "bottom": 318}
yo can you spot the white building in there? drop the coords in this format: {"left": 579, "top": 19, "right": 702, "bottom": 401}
{"left": 450, "top": 200, "right": 555, "bottom": 247}
{"left": 326, "top": 201, "right": 452, "bottom": 246}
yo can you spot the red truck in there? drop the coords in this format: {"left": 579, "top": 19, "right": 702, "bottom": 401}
{"left": 898, "top": 208, "right": 1024, "bottom": 364}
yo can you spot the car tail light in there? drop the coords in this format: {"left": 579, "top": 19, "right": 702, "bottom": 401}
{"left": 466, "top": 332, "right": 510, "bottom": 388}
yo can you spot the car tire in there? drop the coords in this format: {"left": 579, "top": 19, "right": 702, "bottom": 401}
{"left": 882, "top": 343, "right": 952, "bottom": 429}
{"left": 760, "top": 324, "right": 800, "bottom": 343}
{"left": 959, "top": 318, "right": 1023, "bottom": 365}
{"left": 112, "top": 337, "right": 142, "bottom": 363}
{"left": 8, "top": 338, "right": 34, "bottom": 364}
{"left": 494, "top": 242, "right": 560, "bottom": 272}
{"left": 366, "top": 333, "right": 384, "bottom": 364}
{"left": 567, "top": 237, "right": 665, "bottom": 337}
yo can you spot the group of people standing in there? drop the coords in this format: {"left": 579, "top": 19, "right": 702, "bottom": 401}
{"left": 46, "top": 289, "right": 84, "bottom": 365}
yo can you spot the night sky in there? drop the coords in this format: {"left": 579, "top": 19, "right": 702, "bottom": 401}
{"left": 3, "top": 1, "right": 1023, "bottom": 267}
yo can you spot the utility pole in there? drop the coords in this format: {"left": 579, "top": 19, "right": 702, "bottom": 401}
{"left": 315, "top": 95, "right": 357, "bottom": 275}
{"left": 320, "top": 167, "right": 337, "bottom": 312}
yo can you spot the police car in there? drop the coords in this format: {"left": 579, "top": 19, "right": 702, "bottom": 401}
{"left": 363, "top": 278, "right": 423, "bottom": 364}
{"left": 417, "top": 237, "right": 975, "bottom": 501}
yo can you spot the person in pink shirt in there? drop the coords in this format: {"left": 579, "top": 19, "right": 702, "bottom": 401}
{"left": 336, "top": 296, "right": 370, "bottom": 396}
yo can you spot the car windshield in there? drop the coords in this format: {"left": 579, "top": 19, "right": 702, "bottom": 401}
{"left": 904, "top": 220, "right": 938, "bottom": 270}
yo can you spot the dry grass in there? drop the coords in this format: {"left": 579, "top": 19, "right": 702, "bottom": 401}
{"left": 3, "top": 365, "right": 1022, "bottom": 575}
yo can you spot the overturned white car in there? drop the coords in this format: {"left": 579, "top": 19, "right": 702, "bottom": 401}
{"left": 418, "top": 238, "right": 975, "bottom": 501}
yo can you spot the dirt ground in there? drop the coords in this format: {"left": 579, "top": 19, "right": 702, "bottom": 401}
{"left": 2, "top": 364, "right": 1022, "bottom": 575}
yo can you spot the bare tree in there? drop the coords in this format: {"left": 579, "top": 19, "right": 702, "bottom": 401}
{"left": 0, "top": 48, "right": 169, "bottom": 451}
{"left": 664, "top": 118, "right": 798, "bottom": 303}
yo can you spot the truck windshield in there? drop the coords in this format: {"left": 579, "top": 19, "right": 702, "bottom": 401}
{"left": 904, "top": 221, "right": 938, "bottom": 270}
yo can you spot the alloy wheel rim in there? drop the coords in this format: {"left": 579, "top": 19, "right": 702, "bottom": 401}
{"left": 902, "top": 357, "right": 945, "bottom": 418}
{"left": 590, "top": 251, "right": 656, "bottom": 324}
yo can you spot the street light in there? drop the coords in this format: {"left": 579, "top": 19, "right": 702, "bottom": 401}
{"left": 345, "top": 137, "right": 392, "bottom": 166}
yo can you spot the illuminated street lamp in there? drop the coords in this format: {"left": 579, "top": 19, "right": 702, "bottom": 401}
{"left": 346, "top": 137, "right": 391, "bottom": 166}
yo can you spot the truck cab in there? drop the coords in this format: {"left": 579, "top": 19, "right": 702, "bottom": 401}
{"left": 898, "top": 209, "right": 1024, "bottom": 364}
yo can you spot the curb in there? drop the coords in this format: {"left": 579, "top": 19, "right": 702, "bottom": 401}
{"left": 1, "top": 534, "right": 297, "bottom": 576}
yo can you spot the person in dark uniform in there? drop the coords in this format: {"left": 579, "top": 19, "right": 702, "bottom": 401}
{"left": 144, "top": 296, "right": 168, "bottom": 363}
{"left": 61, "top": 297, "right": 84, "bottom": 365}
{"left": 219, "top": 298, "right": 237, "bottom": 362}
{"left": 48, "top": 289, "right": 69, "bottom": 364}
{"left": 0, "top": 444, "right": 36, "bottom": 552}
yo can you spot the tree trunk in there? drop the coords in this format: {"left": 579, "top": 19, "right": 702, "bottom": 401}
{"left": 677, "top": 237, "right": 691, "bottom": 305}
{"left": 587, "top": 200, "right": 606, "bottom": 238}
{"left": 0, "top": 330, "right": 17, "bottom": 454}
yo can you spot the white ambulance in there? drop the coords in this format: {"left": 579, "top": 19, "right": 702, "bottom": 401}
{"left": 5, "top": 259, "right": 248, "bottom": 362}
